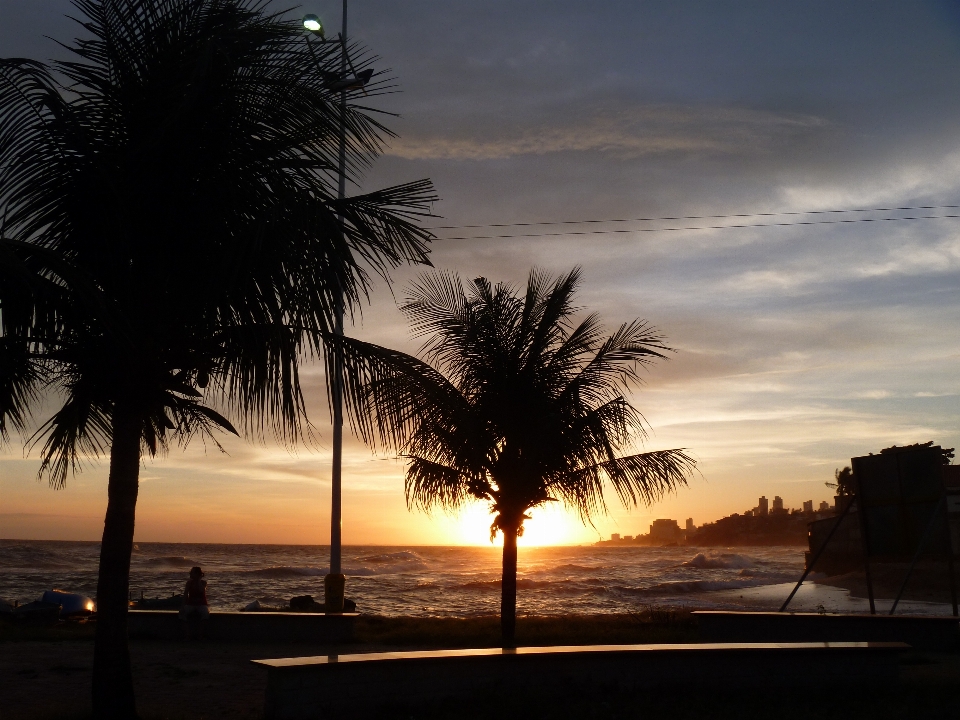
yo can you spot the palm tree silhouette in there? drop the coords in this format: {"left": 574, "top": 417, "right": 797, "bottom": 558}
{"left": 0, "top": 1, "right": 434, "bottom": 716}
{"left": 349, "top": 268, "right": 696, "bottom": 646}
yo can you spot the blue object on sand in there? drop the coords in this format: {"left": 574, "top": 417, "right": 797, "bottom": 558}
{"left": 41, "top": 589, "right": 95, "bottom": 616}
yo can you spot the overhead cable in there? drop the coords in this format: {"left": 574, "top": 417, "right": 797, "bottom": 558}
{"left": 435, "top": 214, "right": 960, "bottom": 240}
{"left": 427, "top": 204, "right": 960, "bottom": 231}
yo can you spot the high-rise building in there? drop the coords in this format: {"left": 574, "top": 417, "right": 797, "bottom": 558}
{"left": 758, "top": 496, "right": 769, "bottom": 517}
{"left": 623, "top": 535, "right": 633, "bottom": 541}
{"left": 611, "top": 533, "right": 620, "bottom": 541}
{"left": 773, "top": 496, "right": 784, "bottom": 512}
{"left": 649, "top": 519, "right": 681, "bottom": 542}
{"left": 819, "top": 501, "right": 831, "bottom": 513}
{"left": 686, "top": 518, "right": 695, "bottom": 532}
{"left": 802, "top": 500, "right": 813, "bottom": 513}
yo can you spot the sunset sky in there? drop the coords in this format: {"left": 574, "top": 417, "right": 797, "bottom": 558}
{"left": 2, "top": 0, "right": 960, "bottom": 547}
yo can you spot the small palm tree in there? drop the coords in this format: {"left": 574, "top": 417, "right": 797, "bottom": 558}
{"left": 348, "top": 268, "right": 696, "bottom": 646}
{"left": 0, "top": 1, "right": 434, "bottom": 716}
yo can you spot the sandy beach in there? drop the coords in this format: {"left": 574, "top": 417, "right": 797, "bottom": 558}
{"left": 4, "top": 612, "right": 960, "bottom": 720}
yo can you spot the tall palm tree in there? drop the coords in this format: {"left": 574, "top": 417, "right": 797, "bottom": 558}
{"left": 0, "top": 1, "right": 434, "bottom": 716}
{"left": 345, "top": 268, "right": 696, "bottom": 646}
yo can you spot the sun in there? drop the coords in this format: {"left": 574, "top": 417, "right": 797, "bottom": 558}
{"left": 432, "top": 501, "right": 590, "bottom": 546}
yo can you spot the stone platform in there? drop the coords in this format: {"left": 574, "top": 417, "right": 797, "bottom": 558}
{"left": 695, "top": 610, "right": 959, "bottom": 650}
{"left": 254, "top": 641, "right": 906, "bottom": 719}
{"left": 128, "top": 609, "right": 357, "bottom": 643}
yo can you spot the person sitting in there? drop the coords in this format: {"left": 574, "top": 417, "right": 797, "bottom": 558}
{"left": 178, "top": 566, "right": 209, "bottom": 638}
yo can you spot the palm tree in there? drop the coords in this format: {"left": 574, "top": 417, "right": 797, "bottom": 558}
{"left": 345, "top": 268, "right": 696, "bottom": 646}
{"left": 0, "top": 1, "right": 434, "bottom": 716}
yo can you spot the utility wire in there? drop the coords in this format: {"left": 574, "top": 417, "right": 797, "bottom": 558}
{"left": 435, "top": 214, "right": 960, "bottom": 241}
{"left": 427, "top": 204, "right": 960, "bottom": 231}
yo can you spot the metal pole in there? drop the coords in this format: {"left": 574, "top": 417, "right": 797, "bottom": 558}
{"left": 329, "top": 0, "right": 348, "bottom": 581}
{"left": 889, "top": 495, "right": 945, "bottom": 615}
{"left": 779, "top": 497, "right": 855, "bottom": 612}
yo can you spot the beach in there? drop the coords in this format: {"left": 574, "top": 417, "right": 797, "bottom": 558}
{"left": 4, "top": 614, "right": 960, "bottom": 720}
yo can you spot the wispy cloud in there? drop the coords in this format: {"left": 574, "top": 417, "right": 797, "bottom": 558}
{"left": 387, "top": 105, "right": 827, "bottom": 161}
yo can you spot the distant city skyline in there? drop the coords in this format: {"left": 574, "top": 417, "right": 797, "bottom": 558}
{"left": 2, "top": 0, "right": 959, "bottom": 545}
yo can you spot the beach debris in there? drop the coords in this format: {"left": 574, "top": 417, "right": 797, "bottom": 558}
{"left": 11, "top": 600, "right": 62, "bottom": 625}
{"left": 242, "top": 599, "right": 262, "bottom": 612}
{"left": 42, "top": 590, "right": 95, "bottom": 618}
{"left": 289, "top": 594, "right": 325, "bottom": 612}
{"left": 129, "top": 592, "right": 184, "bottom": 610}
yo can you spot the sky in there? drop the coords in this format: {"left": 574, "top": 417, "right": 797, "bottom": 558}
{"left": 2, "top": 0, "right": 960, "bottom": 546}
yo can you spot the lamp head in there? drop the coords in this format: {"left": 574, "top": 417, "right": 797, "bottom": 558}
{"left": 302, "top": 14, "right": 324, "bottom": 37}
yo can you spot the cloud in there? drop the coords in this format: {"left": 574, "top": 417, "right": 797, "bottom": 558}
{"left": 387, "top": 105, "right": 828, "bottom": 161}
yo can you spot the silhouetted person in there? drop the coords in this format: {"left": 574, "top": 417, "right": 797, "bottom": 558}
{"left": 178, "top": 566, "right": 209, "bottom": 639}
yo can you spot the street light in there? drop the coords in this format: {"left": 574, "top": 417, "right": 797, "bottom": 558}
{"left": 302, "top": 14, "right": 324, "bottom": 36}
{"left": 302, "top": 2, "right": 372, "bottom": 615}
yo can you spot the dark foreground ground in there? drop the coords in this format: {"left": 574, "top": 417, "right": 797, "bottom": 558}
{"left": 3, "top": 611, "right": 960, "bottom": 719}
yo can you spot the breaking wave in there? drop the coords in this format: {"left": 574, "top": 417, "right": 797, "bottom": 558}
{"left": 681, "top": 553, "right": 754, "bottom": 570}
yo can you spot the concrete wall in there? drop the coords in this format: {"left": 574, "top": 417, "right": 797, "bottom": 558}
{"left": 128, "top": 610, "right": 357, "bottom": 643}
{"left": 255, "top": 642, "right": 904, "bottom": 720}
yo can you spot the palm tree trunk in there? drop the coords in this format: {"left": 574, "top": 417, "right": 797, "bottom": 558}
{"left": 92, "top": 398, "right": 141, "bottom": 719}
{"left": 500, "top": 526, "right": 518, "bottom": 648}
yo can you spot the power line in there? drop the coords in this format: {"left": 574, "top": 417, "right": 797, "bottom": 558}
{"left": 427, "top": 204, "right": 960, "bottom": 231}
{"left": 435, "top": 214, "right": 960, "bottom": 241}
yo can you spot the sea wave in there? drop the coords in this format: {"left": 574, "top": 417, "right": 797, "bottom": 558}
{"left": 243, "top": 565, "right": 387, "bottom": 578}
{"left": 143, "top": 556, "right": 196, "bottom": 567}
{"left": 244, "top": 566, "right": 327, "bottom": 578}
{"left": 0, "top": 545, "right": 73, "bottom": 570}
{"left": 681, "top": 552, "right": 754, "bottom": 570}
{"left": 361, "top": 551, "right": 423, "bottom": 564}
{"left": 541, "top": 563, "right": 600, "bottom": 575}
{"left": 618, "top": 578, "right": 765, "bottom": 595}
{"left": 457, "top": 578, "right": 605, "bottom": 593}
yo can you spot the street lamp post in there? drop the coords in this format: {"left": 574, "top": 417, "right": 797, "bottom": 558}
{"left": 303, "top": 1, "right": 370, "bottom": 613}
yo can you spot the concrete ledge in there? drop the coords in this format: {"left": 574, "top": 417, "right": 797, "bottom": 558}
{"left": 128, "top": 610, "right": 357, "bottom": 643}
{"left": 695, "top": 611, "right": 959, "bottom": 651}
{"left": 253, "top": 642, "right": 907, "bottom": 720}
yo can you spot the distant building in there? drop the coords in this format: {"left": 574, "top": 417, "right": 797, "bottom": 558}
{"left": 819, "top": 501, "right": 831, "bottom": 513}
{"left": 802, "top": 500, "right": 813, "bottom": 513}
{"left": 758, "top": 496, "right": 769, "bottom": 517}
{"left": 649, "top": 519, "right": 681, "bottom": 543}
{"left": 744, "top": 509, "right": 754, "bottom": 517}
{"left": 773, "top": 496, "right": 785, "bottom": 513}
{"left": 623, "top": 535, "right": 633, "bottom": 541}
{"left": 686, "top": 518, "right": 695, "bottom": 532}
{"left": 611, "top": 533, "right": 620, "bottom": 541}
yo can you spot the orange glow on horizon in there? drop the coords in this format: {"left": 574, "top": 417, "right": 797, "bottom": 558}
{"left": 425, "top": 501, "right": 597, "bottom": 547}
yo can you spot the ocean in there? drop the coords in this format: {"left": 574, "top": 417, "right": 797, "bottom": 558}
{"left": 0, "top": 540, "right": 953, "bottom": 616}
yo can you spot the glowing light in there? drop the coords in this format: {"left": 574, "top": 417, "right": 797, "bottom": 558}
{"left": 86, "top": 601, "right": 95, "bottom": 611}
{"left": 302, "top": 14, "right": 324, "bottom": 35}
{"left": 433, "top": 502, "right": 588, "bottom": 546}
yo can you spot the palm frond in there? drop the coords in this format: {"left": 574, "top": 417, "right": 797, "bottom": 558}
{"left": 30, "top": 380, "right": 113, "bottom": 489}
{"left": 552, "top": 448, "right": 697, "bottom": 522}
{"left": 403, "top": 455, "right": 474, "bottom": 513}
